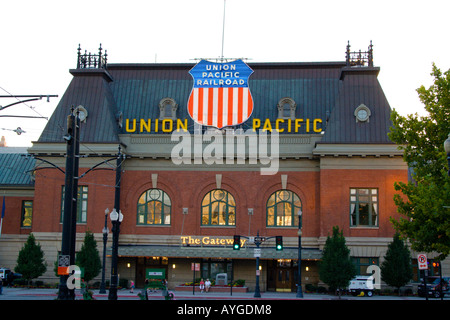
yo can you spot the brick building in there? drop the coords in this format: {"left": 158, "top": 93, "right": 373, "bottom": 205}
{"left": 1, "top": 43, "right": 443, "bottom": 292}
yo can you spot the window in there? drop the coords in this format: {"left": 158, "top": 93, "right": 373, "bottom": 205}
{"left": 201, "top": 258, "right": 232, "bottom": 282}
{"left": 137, "top": 189, "right": 171, "bottom": 225}
{"left": 21, "top": 200, "right": 33, "bottom": 228}
{"left": 412, "top": 259, "right": 441, "bottom": 282}
{"left": 352, "top": 257, "right": 379, "bottom": 275}
{"left": 277, "top": 97, "right": 296, "bottom": 119}
{"left": 354, "top": 104, "right": 371, "bottom": 123}
{"left": 350, "top": 188, "right": 378, "bottom": 227}
{"left": 266, "top": 190, "right": 302, "bottom": 227}
{"left": 159, "top": 97, "right": 178, "bottom": 120}
{"left": 61, "top": 186, "right": 88, "bottom": 223}
{"left": 201, "top": 189, "right": 236, "bottom": 226}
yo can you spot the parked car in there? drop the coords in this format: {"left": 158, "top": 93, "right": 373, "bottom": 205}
{"left": 0, "top": 268, "right": 22, "bottom": 286}
{"left": 418, "top": 276, "right": 450, "bottom": 298}
{"left": 349, "top": 275, "right": 374, "bottom": 297}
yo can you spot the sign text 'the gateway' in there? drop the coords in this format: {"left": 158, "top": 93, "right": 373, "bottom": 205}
{"left": 180, "top": 236, "right": 247, "bottom": 247}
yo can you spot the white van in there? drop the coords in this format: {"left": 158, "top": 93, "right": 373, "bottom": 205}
{"left": 349, "top": 275, "right": 374, "bottom": 297}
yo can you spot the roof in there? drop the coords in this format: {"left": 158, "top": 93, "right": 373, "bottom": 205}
{"left": 0, "top": 153, "right": 35, "bottom": 187}
{"left": 37, "top": 58, "right": 394, "bottom": 145}
{"left": 38, "top": 69, "right": 119, "bottom": 144}
{"left": 319, "top": 67, "right": 393, "bottom": 144}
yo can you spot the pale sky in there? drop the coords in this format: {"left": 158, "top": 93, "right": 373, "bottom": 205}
{"left": 1, "top": 0, "right": 449, "bottom": 147}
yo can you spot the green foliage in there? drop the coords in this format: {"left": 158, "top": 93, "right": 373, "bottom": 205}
{"left": 388, "top": 64, "right": 450, "bottom": 260}
{"left": 75, "top": 231, "right": 101, "bottom": 284}
{"left": 15, "top": 233, "right": 47, "bottom": 286}
{"left": 380, "top": 234, "right": 413, "bottom": 294}
{"left": 319, "top": 226, "right": 356, "bottom": 297}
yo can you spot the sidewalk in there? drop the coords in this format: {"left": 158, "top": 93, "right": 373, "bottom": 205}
{"left": 0, "top": 287, "right": 433, "bottom": 300}
{"left": 0, "top": 287, "right": 326, "bottom": 300}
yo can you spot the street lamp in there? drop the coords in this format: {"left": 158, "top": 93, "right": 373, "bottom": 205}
{"left": 253, "top": 231, "right": 263, "bottom": 298}
{"left": 296, "top": 209, "right": 303, "bottom": 298}
{"left": 99, "top": 208, "right": 110, "bottom": 294}
{"left": 108, "top": 208, "right": 123, "bottom": 300}
{"left": 444, "top": 133, "right": 450, "bottom": 176}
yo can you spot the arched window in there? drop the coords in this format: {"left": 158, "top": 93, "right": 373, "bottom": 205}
{"left": 159, "top": 97, "right": 178, "bottom": 120}
{"left": 137, "top": 189, "right": 171, "bottom": 225}
{"left": 277, "top": 97, "right": 296, "bottom": 120}
{"left": 266, "top": 190, "right": 302, "bottom": 227}
{"left": 201, "top": 189, "right": 236, "bottom": 226}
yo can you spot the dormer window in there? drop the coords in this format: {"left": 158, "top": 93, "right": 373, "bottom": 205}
{"left": 159, "top": 97, "right": 178, "bottom": 119}
{"left": 354, "top": 104, "right": 371, "bottom": 123}
{"left": 277, "top": 97, "right": 296, "bottom": 119}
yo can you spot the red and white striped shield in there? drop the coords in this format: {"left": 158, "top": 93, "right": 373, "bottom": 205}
{"left": 188, "top": 59, "right": 254, "bottom": 129}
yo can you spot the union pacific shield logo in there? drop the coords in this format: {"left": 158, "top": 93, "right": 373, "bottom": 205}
{"left": 188, "top": 59, "right": 254, "bottom": 129}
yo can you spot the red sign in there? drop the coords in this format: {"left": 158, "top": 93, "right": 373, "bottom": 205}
{"left": 418, "top": 254, "right": 428, "bottom": 270}
{"left": 191, "top": 263, "right": 200, "bottom": 271}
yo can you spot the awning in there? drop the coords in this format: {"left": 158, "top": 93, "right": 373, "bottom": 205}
{"left": 111, "top": 245, "right": 322, "bottom": 260}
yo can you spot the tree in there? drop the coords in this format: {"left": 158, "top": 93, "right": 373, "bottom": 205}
{"left": 15, "top": 233, "right": 47, "bottom": 287}
{"left": 388, "top": 64, "right": 450, "bottom": 261}
{"left": 380, "top": 233, "right": 413, "bottom": 295}
{"left": 76, "top": 231, "right": 101, "bottom": 285}
{"left": 319, "top": 226, "right": 356, "bottom": 298}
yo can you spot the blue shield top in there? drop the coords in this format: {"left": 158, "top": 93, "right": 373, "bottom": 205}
{"left": 189, "top": 59, "right": 253, "bottom": 88}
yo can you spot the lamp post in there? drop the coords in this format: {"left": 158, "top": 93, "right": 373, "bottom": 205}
{"left": 253, "top": 231, "right": 262, "bottom": 298}
{"left": 108, "top": 208, "right": 123, "bottom": 300}
{"left": 444, "top": 133, "right": 450, "bottom": 177}
{"left": 108, "top": 146, "right": 124, "bottom": 300}
{"left": 57, "top": 110, "right": 78, "bottom": 300}
{"left": 99, "top": 208, "right": 109, "bottom": 294}
{"left": 296, "top": 209, "right": 303, "bottom": 298}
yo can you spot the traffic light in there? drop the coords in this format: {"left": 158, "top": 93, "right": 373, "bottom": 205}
{"left": 276, "top": 236, "right": 283, "bottom": 251}
{"left": 432, "top": 262, "right": 440, "bottom": 268}
{"left": 233, "top": 235, "right": 240, "bottom": 250}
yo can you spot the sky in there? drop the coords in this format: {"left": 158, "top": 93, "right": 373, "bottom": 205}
{"left": 1, "top": 0, "right": 449, "bottom": 147}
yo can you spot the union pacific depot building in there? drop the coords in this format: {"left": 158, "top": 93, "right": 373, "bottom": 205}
{"left": 1, "top": 43, "right": 447, "bottom": 293}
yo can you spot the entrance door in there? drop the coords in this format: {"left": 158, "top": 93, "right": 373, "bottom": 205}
{"left": 276, "top": 269, "right": 292, "bottom": 292}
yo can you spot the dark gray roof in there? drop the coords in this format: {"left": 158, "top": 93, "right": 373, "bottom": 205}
{"left": 38, "top": 60, "right": 393, "bottom": 145}
{"left": 38, "top": 69, "right": 119, "bottom": 143}
{"left": 0, "top": 153, "right": 35, "bottom": 187}
{"left": 319, "top": 67, "right": 393, "bottom": 144}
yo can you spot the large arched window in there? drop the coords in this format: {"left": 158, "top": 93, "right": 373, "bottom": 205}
{"left": 137, "top": 189, "right": 171, "bottom": 225}
{"left": 266, "top": 190, "right": 302, "bottom": 227}
{"left": 201, "top": 189, "right": 236, "bottom": 226}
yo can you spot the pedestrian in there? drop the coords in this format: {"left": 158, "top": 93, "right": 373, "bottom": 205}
{"left": 144, "top": 278, "right": 149, "bottom": 299}
{"left": 205, "top": 278, "right": 211, "bottom": 292}
{"left": 7, "top": 272, "right": 13, "bottom": 287}
{"left": 199, "top": 278, "right": 205, "bottom": 293}
{"left": 130, "top": 280, "right": 135, "bottom": 293}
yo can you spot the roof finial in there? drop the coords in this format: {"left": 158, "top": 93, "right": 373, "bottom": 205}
{"left": 346, "top": 40, "right": 374, "bottom": 67}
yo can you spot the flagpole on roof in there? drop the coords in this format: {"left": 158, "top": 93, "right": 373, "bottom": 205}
{"left": 221, "top": 0, "right": 227, "bottom": 62}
